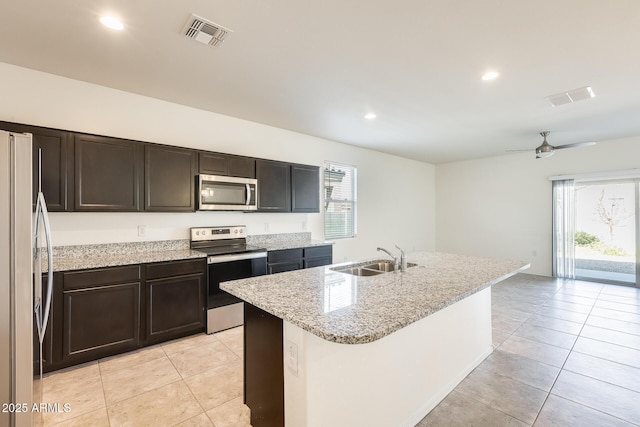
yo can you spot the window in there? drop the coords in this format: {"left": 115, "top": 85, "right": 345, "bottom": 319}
{"left": 324, "top": 161, "right": 357, "bottom": 239}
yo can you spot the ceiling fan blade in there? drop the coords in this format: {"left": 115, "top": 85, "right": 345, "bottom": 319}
{"left": 554, "top": 141, "right": 597, "bottom": 150}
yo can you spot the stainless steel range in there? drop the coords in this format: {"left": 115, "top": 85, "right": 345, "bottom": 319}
{"left": 190, "top": 225, "right": 267, "bottom": 333}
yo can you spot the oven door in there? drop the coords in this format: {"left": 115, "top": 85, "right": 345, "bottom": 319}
{"left": 199, "top": 174, "right": 258, "bottom": 211}
{"left": 207, "top": 252, "right": 267, "bottom": 310}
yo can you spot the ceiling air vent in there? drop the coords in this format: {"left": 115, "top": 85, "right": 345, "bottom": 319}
{"left": 182, "top": 14, "right": 232, "bottom": 47}
{"left": 545, "top": 86, "right": 595, "bottom": 107}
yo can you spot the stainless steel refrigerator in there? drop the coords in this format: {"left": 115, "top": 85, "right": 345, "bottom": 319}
{"left": 1, "top": 130, "right": 53, "bottom": 427}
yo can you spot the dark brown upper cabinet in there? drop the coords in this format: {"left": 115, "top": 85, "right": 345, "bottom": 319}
{"left": 257, "top": 160, "right": 320, "bottom": 213}
{"left": 145, "top": 145, "right": 197, "bottom": 212}
{"left": 0, "top": 121, "right": 71, "bottom": 211}
{"left": 291, "top": 164, "right": 320, "bottom": 213}
{"left": 199, "top": 152, "right": 255, "bottom": 178}
{"left": 73, "top": 134, "right": 144, "bottom": 211}
{"left": 256, "top": 159, "right": 291, "bottom": 212}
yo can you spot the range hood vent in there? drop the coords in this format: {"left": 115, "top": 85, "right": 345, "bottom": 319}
{"left": 183, "top": 14, "right": 232, "bottom": 47}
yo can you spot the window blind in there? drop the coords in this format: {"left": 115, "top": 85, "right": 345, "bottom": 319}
{"left": 552, "top": 179, "right": 576, "bottom": 279}
{"left": 324, "top": 161, "right": 357, "bottom": 239}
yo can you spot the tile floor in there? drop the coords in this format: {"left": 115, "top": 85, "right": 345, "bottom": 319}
{"left": 419, "top": 273, "right": 640, "bottom": 426}
{"left": 39, "top": 273, "right": 640, "bottom": 426}
{"left": 38, "top": 326, "right": 249, "bottom": 426}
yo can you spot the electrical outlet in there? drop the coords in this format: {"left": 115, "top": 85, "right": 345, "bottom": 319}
{"left": 264, "top": 223, "right": 270, "bottom": 232}
{"left": 138, "top": 225, "right": 147, "bottom": 237}
{"left": 286, "top": 340, "right": 298, "bottom": 375}
{"left": 302, "top": 221, "right": 307, "bottom": 230}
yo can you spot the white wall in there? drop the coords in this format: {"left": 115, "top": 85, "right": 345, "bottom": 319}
{"left": 435, "top": 136, "right": 640, "bottom": 276}
{"left": 0, "top": 62, "right": 435, "bottom": 262}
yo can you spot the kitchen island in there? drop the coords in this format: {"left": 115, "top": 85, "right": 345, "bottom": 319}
{"left": 221, "top": 252, "right": 529, "bottom": 427}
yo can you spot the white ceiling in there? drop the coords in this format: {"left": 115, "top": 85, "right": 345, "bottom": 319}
{"left": 2, "top": 0, "right": 640, "bottom": 164}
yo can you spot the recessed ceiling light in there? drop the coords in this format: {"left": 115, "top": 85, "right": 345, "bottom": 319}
{"left": 481, "top": 71, "right": 500, "bottom": 81}
{"left": 364, "top": 113, "right": 377, "bottom": 120}
{"left": 100, "top": 16, "right": 124, "bottom": 31}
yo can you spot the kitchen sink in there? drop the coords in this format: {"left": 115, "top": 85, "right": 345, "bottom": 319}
{"left": 362, "top": 261, "right": 417, "bottom": 272}
{"left": 331, "top": 260, "right": 417, "bottom": 276}
{"left": 335, "top": 266, "right": 384, "bottom": 276}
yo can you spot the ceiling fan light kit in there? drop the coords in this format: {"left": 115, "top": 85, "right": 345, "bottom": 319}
{"left": 509, "top": 131, "right": 597, "bottom": 159}
{"left": 535, "top": 131, "right": 555, "bottom": 158}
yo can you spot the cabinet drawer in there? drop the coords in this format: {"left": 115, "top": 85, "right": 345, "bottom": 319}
{"left": 63, "top": 265, "right": 141, "bottom": 290}
{"left": 146, "top": 259, "right": 206, "bottom": 280}
{"left": 303, "top": 245, "right": 332, "bottom": 259}
{"left": 267, "top": 248, "right": 303, "bottom": 263}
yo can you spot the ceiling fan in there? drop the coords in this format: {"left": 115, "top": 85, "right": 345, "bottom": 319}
{"left": 510, "top": 131, "right": 597, "bottom": 159}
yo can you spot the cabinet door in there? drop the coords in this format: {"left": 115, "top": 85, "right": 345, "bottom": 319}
{"left": 268, "top": 261, "right": 303, "bottom": 274}
{"left": 199, "top": 152, "right": 230, "bottom": 175}
{"left": 256, "top": 159, "right": 291, "bottom": 212}
{"left": 145, "top": 259, "right": 206, "bottom": 344}
{"left": 229, "top": 156, "right": 256, "bottom": 178}
{"left": 73, "top": 134, "right": 143, "bottom": 211}
{"left": 62, "top": 282, "right": 141, "bottom": 363}
{"left": 200, "top": 152, "right": 256, "bottom": 178}
{"left": 267, "top": 248, "right": 303, "bottom": 274}
{"left": 62, "top": 266, "right": 141, "bottom": 364}
{"left": 291, "top": 164, "right": 320, "bottom": 213}
{"left": 0, "top": 121, "right": 71, "bottom": 211}
{"left": 303, "top": 257, "right": 332, "bottom": 268}
{"left": 146, "top": 274, "right": 205, "bottom": 343}
{"left": 303, "top": 245, "right": 333, "bottom": 268}
{"left": 145, "top": 145, "right": 197, "bottom": 212}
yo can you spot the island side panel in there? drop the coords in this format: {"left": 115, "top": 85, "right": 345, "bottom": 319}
{"left": 283, "top": 287, "right": 493, "bottom": 427}
{"left": 244, "top": 303, "right": 284, "bottom": 427}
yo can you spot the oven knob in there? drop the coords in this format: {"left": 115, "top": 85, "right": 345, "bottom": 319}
{"left": 234, "top": 229, "right": 238, "bottom": 234}
{"left": 195, "top": 231, "right": 199, "bottom": 236}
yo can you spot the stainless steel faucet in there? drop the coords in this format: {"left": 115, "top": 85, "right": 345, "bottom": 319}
{"left": 396, "top": 245, "right": 407, "bottom": 272}
{"left": 377, "top": 246, "right": 408, "bottom": 272}
{"left": 377, "top": 247, "right": 400, "bottom": 272}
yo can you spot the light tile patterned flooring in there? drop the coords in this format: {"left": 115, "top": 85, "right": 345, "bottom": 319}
{"left": 419, "top": 273, "right": 640, "bottom": 426}
{"left": 40, "top": 273, "right": 640, "bottom": 426}
{"left": 38, "top": 326, "right": 249, "bottom": 426}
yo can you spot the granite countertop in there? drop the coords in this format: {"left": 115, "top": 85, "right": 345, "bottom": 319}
{"left": 45, "top": 233, "right": 333, "bottom": 272}
{"left": 256, "top": 239, "right": 333, "bottom": 251}
{"left": 44, "top": 240, "right": 206, "bottom": 272}
{"left": 50, "top": 249, "right": 207, "bottom": 272}
{"left": 221, "top": 252, "right": 529, "bottom": 345}
{"left": 246, "top": 232, "right": 333, "bottom": 251}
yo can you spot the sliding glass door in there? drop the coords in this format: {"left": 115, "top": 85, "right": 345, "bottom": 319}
{"left": 554, "top": 177, "right": 639, "bottom": 287}
{"left": 574, "top": 180, "right": 636, "bottom": 285}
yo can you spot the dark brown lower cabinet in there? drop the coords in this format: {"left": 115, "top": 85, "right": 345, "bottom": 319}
{"left": 303, "top": 245, "right": 333, "bottom": 268}
{"left": 267, "top": 245, "right": 333, "bottom": 274}
{"left": 267, "top": 248, "right": 304, "bottom": 274}
{"left": 244, "top": 303, "right": 284, "bottom": 427}
{"left": 43, "top": 259, "right": 207, "bottom": 372}
{"left": 61, "top": 266, "right": 141, "bottom": 365}
{"left": 146, "top": 259, "right": 206, "bottom": 344}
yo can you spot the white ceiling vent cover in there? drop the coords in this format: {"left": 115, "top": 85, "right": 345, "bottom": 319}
{"left": 545, "top": 86, "right": 595, "bottom": 107}
{"left": 183, "top": 14, "right": 232, "bottom": 47}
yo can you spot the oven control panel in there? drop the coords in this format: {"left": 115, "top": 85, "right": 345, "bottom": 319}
{"left": 191, "top": 225, "right": 246, "bottom": 242}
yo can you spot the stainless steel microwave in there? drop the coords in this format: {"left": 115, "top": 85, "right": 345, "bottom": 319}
{"left": 198, "top": 174, "right": 258, "bottom": 211}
